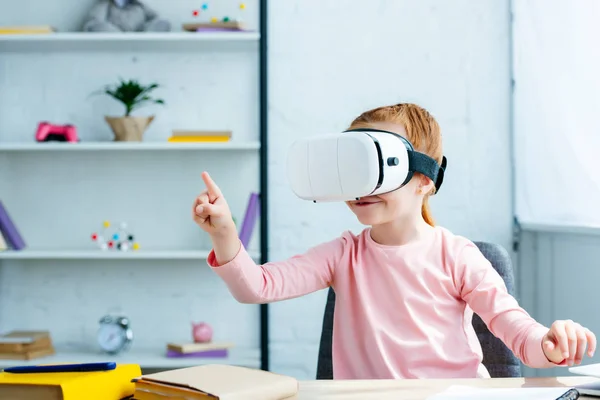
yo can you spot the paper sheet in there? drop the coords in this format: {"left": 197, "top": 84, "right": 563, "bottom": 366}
{"left": 426, "top": 385, "right": 576, "bottom": 400}
{"left": 570, "top": 363, "right": 600, "bottom": 378}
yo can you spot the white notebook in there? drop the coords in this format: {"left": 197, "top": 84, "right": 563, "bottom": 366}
{"left": 427, "top": 385, "right": 579, "bottom": 400}
{"left": 569, "top": 363, "right": 600, "bottom": 397}
{"left": 570, "top": 363, "right": 600, "bottom": 378}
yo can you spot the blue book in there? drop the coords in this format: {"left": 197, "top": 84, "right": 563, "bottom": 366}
{"left": 4, "top": 362, "right": 116, "bottom": 373}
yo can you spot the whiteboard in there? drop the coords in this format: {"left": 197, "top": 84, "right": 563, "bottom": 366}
{"left": 513, "top": 0, "right": 600, "bottom": 228}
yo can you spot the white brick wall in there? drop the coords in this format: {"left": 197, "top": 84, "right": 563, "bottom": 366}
{"left": 267, "top": 0, "right": 512, "bottom": 378}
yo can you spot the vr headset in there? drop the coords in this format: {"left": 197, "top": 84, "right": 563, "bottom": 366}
{"left": 286, "top": 128, "right": 447, "bottom": 202}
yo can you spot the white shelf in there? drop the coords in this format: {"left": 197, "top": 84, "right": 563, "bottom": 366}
{"left": 0, "top": 249, "right": 260, "bottom": 260}
{"left": 0, "top": 347, "right": 260, "bottom": 370}
{"left": 0, "top": 142, "right": 260, "bottom": 152}
{"left": 0, "top": 32, "right": 260, "bottom": 52}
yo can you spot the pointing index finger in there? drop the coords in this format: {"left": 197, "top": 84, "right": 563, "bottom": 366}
{"left": 202, "top": 171, "right": 222, "bottom": 199}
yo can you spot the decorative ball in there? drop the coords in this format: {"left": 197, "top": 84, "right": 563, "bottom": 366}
{"left": 112, "top": 233, "right": 119, "bottom": 240}
{"left": 192, "top": 322, "right": 213, "bottom": 343}
{"left": 108, "top": 241, "right": 114, "bottom": 248}
{"left": 128, "top": 235, "right": 134, "bottom": 241}
{"left": 120, "top": 222, "right": 128, "bottom": 230}
{"left": 192, "top": 9, "right": 199, "bottom": 16}
{"left": 100, "top": 243, "right": 108, "bottom": 250}
{"left": 223, "top": 16, "right": 230, "bottom": 22}
{"left": 239, "top": 3, "right": 246, "bottom": 9}
{"left": 210, "top": 17, "right": 218, "bottom": 23}
{"left": 103, "top": 221, "right": 110, "bottom": 228}
{"left": 132, "top": 243, "right": 140, "bottom": 250}
{"left": 91, "top": 233, "right": 98, "bottom": 241}
{"left": 202, "top": 3, "right": 208, "bottom": 10}
{"left": 120, "top": 242, "right": 130, "bottom": 252}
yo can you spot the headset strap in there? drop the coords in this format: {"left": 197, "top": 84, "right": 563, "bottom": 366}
{"left": 408, "top": 153, "right": 447, "bottom": 193}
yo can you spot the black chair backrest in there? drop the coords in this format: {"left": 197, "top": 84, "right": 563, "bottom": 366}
{"left": 315, "top": 241, "right": 521, "bottom": 379}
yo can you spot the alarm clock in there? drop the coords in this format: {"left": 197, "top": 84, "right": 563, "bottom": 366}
{"left": 97, "top": 315, "right": 133, "bottom": 355}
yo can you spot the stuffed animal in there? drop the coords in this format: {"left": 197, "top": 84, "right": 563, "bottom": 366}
{"left": 83, "top": 0, "right": 171, "bottom": 32}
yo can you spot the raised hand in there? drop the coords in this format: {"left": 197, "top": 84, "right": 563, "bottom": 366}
{"left": 192, "top": 171, "right": 236, "bottom": 238}
{"left": 542, "top": 320, "right": 596, "bottom": 366}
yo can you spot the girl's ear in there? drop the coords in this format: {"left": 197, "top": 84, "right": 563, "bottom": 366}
{"left": 417, "top": 174, "right": 435, "bottom": 195}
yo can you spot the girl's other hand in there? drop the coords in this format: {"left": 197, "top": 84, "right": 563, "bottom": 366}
{"left": 542, "top": 320, "right": 596, "bottom": 366}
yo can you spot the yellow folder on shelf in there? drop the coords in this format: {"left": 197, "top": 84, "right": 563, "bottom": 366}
{"left": 0, "top": 363, "right": 141, "bottom": 400}
{"left": 0, "top": 25, "right": 55, "bottom": 34}
{"left": 168, "top": 136, "right": 231, "bottom": 142}
{"left": 168, "top": 130, "right": 232, "bottom": 143}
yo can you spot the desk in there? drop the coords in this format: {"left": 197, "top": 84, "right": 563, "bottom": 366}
{"left": 297, "top": 376, "right": 600, "bottom": 399}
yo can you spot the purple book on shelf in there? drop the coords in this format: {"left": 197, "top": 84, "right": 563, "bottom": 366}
{"left": 0, "top": 200, "right": 26, "bottom": 250}
{"left": 166, "top": 349, "right": 228, "bottom": 358}
{"left": 239, "top": 192, "right": 260, "bottom": 248}
{"left": 195, "top": 27, "right": 243, "bottom": 32}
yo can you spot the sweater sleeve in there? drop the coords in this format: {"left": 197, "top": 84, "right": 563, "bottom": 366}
{"left": 206, "top": 235, "right": 347, "bottom": 304}
{"left": 455, "top": 243, "right": 564, "bottom": 369}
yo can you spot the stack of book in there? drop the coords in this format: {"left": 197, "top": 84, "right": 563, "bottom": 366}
{"left": 165, "top": 341, "right": 234, "bottom": 359}
{"left": 167, "top": 130, "right": 232, "bottom": 143}
{"left": 0, "top": 25, "right": 55, "bottom": 34}
{"left": 132, "top": 364, "right": 298, "bottom": 400}
{"left": 182, "top": 21, "right": 246, "bottom": 32}
{"left": 0, "top": 331, "right": 55, "bottom": 360}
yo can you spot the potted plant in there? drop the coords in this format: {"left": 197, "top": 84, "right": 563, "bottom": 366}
{"left": 99, "top": 78, "right": 165, "bottom": 142}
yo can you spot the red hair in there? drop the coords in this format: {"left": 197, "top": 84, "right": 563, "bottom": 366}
{"left": 348, "top": 103, "right": 443, "bottom": 226}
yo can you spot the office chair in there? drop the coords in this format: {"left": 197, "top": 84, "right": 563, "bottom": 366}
{"left": 315, "top": 241, "right": 522, "bottom": 379}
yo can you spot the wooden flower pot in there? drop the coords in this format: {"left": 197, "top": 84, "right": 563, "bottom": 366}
{"left": 105, "top": 116, "right": 155, "bottom": 142}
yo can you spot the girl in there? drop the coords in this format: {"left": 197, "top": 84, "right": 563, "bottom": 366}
{"left": 192, "top": 103, "right": 596, "bottom": 379}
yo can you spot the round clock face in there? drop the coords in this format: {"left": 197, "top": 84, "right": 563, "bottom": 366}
{"left": 97, "top": 323, "right": 128, "bottom": 354}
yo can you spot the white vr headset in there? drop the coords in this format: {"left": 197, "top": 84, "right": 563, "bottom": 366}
{"left": 286, "top": 128, "right": 447, "bottom": 202}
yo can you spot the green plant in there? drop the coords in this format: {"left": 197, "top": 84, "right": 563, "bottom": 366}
{"left": 100, "top": 78, "right": 165, "bottom": 117}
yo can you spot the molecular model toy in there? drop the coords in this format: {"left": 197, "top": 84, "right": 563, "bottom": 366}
{"left": 190, "top": 2, "right": 247, "bottom": 24}
{"left": 91, "top": 221, "right": 140, "bottom": 252}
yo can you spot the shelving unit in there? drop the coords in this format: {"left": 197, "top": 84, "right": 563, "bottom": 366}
{"left": 0, "top": 347, "right": 261, "bottom": 370}
{"left": 0, "top": 142, "right": 261, "bottom": 151}
{"left": 0, "top": 249, "right": 261, "bottom": 260}
{"left": 0, "top": 32, "right": 260, "bottom": 52}
{"left": 0, "top": 0, "right": 270, "bottom": 372}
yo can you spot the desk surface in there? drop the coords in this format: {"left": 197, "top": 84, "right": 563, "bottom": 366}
{"left": 297, "top": 376, "right": 600, "bottom": 399}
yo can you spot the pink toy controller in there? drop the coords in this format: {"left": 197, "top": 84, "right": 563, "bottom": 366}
{"left": 35, "top": 121, "right": 79, "bottom": 142}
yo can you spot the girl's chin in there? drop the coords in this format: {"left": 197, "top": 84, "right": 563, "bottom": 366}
{"left": 351, "top": 210, "right": 381, "bottom": 225}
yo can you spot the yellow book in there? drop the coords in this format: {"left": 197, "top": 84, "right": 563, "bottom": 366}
{"left": 0, "top": 363, "right": 141, "bottom": 400}
{"left": 0, "top": 25, "right": 55, "bottom": 34}
{"left": 168, "top": 136, "right": 231, "bottom": 142}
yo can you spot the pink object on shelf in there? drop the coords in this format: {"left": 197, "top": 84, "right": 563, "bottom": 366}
{"left": 192, "top": 322, "right": 213, "bottom": 343}
{"left": 35, "top": 121, "right": 78, "bottom": 143}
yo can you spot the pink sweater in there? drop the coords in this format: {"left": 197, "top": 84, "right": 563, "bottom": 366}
{"left": 207, "top": 226, "right": 558, "bottom": 379}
